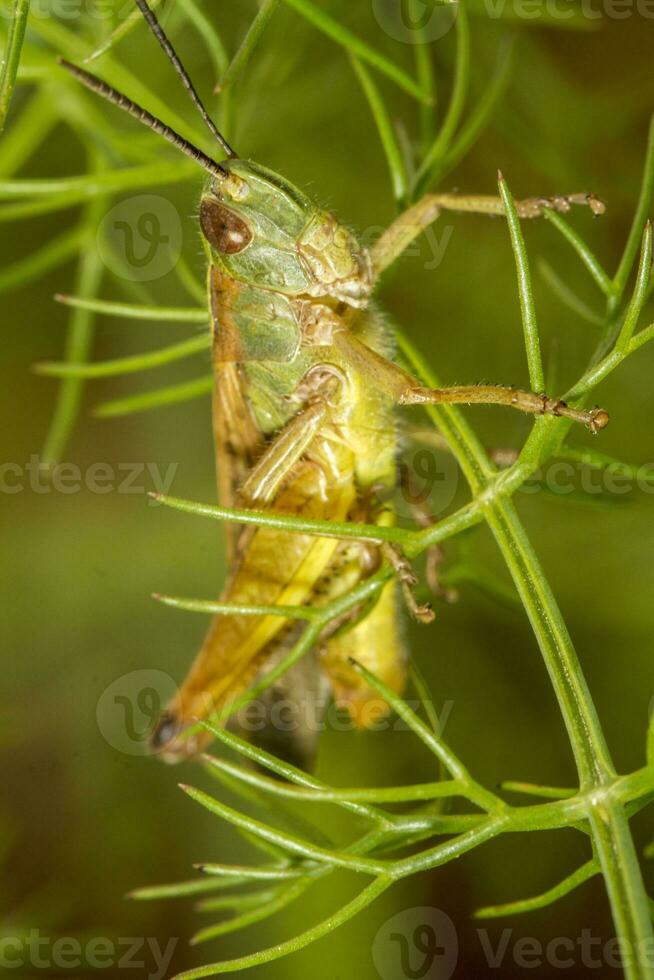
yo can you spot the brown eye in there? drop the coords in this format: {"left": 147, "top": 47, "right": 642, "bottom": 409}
{"left": 200, "top": 198, "right": 252, "bottom": 254}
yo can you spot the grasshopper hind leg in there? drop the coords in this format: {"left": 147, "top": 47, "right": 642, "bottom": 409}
{"left": 321, "top": 578, "right": 406, "bottom": 730}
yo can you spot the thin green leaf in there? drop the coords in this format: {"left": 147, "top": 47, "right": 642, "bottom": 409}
{"left": 415, "top": 2, "right": 470, "bottom": 186}
{"left": 151, "top": 491, "right": 415, "bottom": 546}
{"left": 84, "top": 0, "right": 166, "bottom": 64}
{"left": 218, "top": 0, "right": 280, "bottom": 94}
{"left": 171, "top": 877, "right": 392, "bottom": 977}
{"left": 281, "top": 0, "right": 431, "bottom": 103}
{"left": 0, "top": 225, "right": 84, "bottom": 295}
{"left": 202, "top": 759, "right": 344, "bottom": 851}
{"left": 556, "top": 447, "right": 654, "bottom": 486}
{"left": 177, "top": 0, "right": 229, "bottom": 77}
{"left": 537, "top": 258, "right": 603, "bottom": 326}
{"left": 443, "top": 563, "right": 520, "bottom": 609}
{"left": 0, "top": 160, "right": 196, "bottom": 201}
{"left": 425, "top": 35, "right": 514, "bottom": 192}
{"left": 410, "top": 0, "right": 436, "bottom": 155}
{"left": 195, "top": 889, "right": 279, "bottom": 915}
{"left": 647, "top": 711, "right": 654, "bottom": 768}
{"left": 543, "top": 208, "right": 614, "bottom": 297}
{"left": 31, "top": 15, "right": 209, "bottom": 151}
{"left": 205, "top": 754, "right": 463, "bottom": 804}
{"left": 0, "top": 191, "right": 103, "bottom": 224}
{"left": 93, "top": 375, "right": 213, "bottom": 418}
{"left": 348, "top": 659, "right": 489, "bottom": 801}
{"left": 616, "top": 222, "right": 652, "bottom": 353}
{"left": 0, "top": 86, "right": 57, "bottom": 177}
{"left": 191, "top": 880, "right": 309, "bottom": 944}
{"left": 36, "top": 334, "right": 209, "bottom": 379}
{"left": 630, "top": 320, "right": 654, "bottom": 354}
{"left": 500, "top": 781, "right": 576, "bottom": 800}
{"left": 409, "top": 660, "right": 443, "bottom": 735}
{"left": 154, "top": 593, "right": 319, "bottom": 620}
{"left": 56, "top": 80, "right": 157, "bottom": 165}
{"left": 350, "top": 55, "right": 408, "bottom": 205}
{"left": 129, "top": 877, "right": 246, "bottom": 901}
{"left": 475, "top": 860, "right": 598, "bottom": 918}
{"left": 613, "top": 116, "right": 654, "bottom": 298}
{"left": 55, "top": 295, "right": 206, "bottom": 322}
{"left": 203, "top": 725, "right": 391, "bottom": 828}
{"left": 196, "top": 864, "right": 304, "bottom": 882}
{"left": 498, "top": 173, "right": 544, "bottom": 392}
{"left": 0, "top": 0, "right": 31, "bottom": 133}
{"left": 179, "top": 784, "right": 388, "bottom": 875}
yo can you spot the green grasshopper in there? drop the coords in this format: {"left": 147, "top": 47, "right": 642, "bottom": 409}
{"left": 61, "top": 0, "right": 608, "bottom": 767}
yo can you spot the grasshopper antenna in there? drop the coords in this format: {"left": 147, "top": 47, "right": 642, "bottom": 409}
{"left": 133, "top": 0, "right": 236, "bottom": 160}
{"left": 59, "top": 59, "right": 229, "bottom": 181}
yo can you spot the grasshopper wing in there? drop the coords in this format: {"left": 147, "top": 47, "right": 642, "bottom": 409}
{"left": 152, "top": 434, "right": 358, "bottom": 762}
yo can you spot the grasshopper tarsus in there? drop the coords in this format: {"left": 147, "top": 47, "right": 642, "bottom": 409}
{"left": 588, "top": 408, "right": 611, "bottom": 433}
{"left": 405, "top": 594, "right": 436, "bottom": 625}
{"left": 501, "top": 172, "right": 604, "bottom": 218}
{"left": 382, "top": 543, "right": 435, "bottom": 624}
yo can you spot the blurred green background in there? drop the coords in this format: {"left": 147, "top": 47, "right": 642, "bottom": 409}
{"left": 2, "top": 1, "right": 654, "bottom": 977}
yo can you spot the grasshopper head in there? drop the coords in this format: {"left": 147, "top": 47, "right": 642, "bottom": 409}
{"left": 200, "top": 160, "right": 373, "bottom": 307}
{"left": 60, "top": 9, "right": 372, "bottom": 305}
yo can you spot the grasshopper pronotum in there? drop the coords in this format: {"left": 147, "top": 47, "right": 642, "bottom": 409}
{"left": 61, "top": 0, "right": 609, "bottom": 766}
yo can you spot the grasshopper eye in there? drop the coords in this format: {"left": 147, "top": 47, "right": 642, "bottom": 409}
{"left": 149, "top": 710, "right": 180, "bottom": 752}
{"left": 200, "top": 198, "right": 252, "bottom": 254}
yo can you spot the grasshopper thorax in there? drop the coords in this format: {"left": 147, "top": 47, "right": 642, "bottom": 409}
{"left": 200, "top": 160, "right": 373, "bottom": 308}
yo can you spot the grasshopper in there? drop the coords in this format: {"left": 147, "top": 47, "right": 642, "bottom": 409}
{"left": 61, "top": 0, "right": 609, "bottom": 767}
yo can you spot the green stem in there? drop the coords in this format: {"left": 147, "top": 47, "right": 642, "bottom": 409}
{"left": 414, "top": 1, "right": 470, "bottom": 186}
{"left": 613, "top": 116, "right": 654, "bottom": 298}
{"left": 0, "top": 0, "right": 31, "bottom": 133}
{"left": 589, "top": 801, "right": 654, "bottom": 978}
{"left": 350, "top": 55, "right": 409, "bottom": 205}
{"left": 281, "top": 0, "right": 430, "bottom": 103}
{"left": 219, "top": 0, "right": 280, "bottom": 94}
{"left": 399, "top": 336, "right": 654, "bottom": 978}
{"left": 499, "top": 173, "right": 545, "bottom": 392}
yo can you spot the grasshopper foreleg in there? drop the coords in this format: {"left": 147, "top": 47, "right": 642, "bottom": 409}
{"left": 372, "top": 190, "right": 605, "bottom": 278}
{"left": 381, "top": 542, "right": 435, "bottom": 624}
{"left": 239, "top": 400, "right": 329, "bottom": 506}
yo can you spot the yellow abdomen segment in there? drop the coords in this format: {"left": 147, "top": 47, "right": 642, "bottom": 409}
{"left": 321, "top": 578, "right": 405, "bottom": 728}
